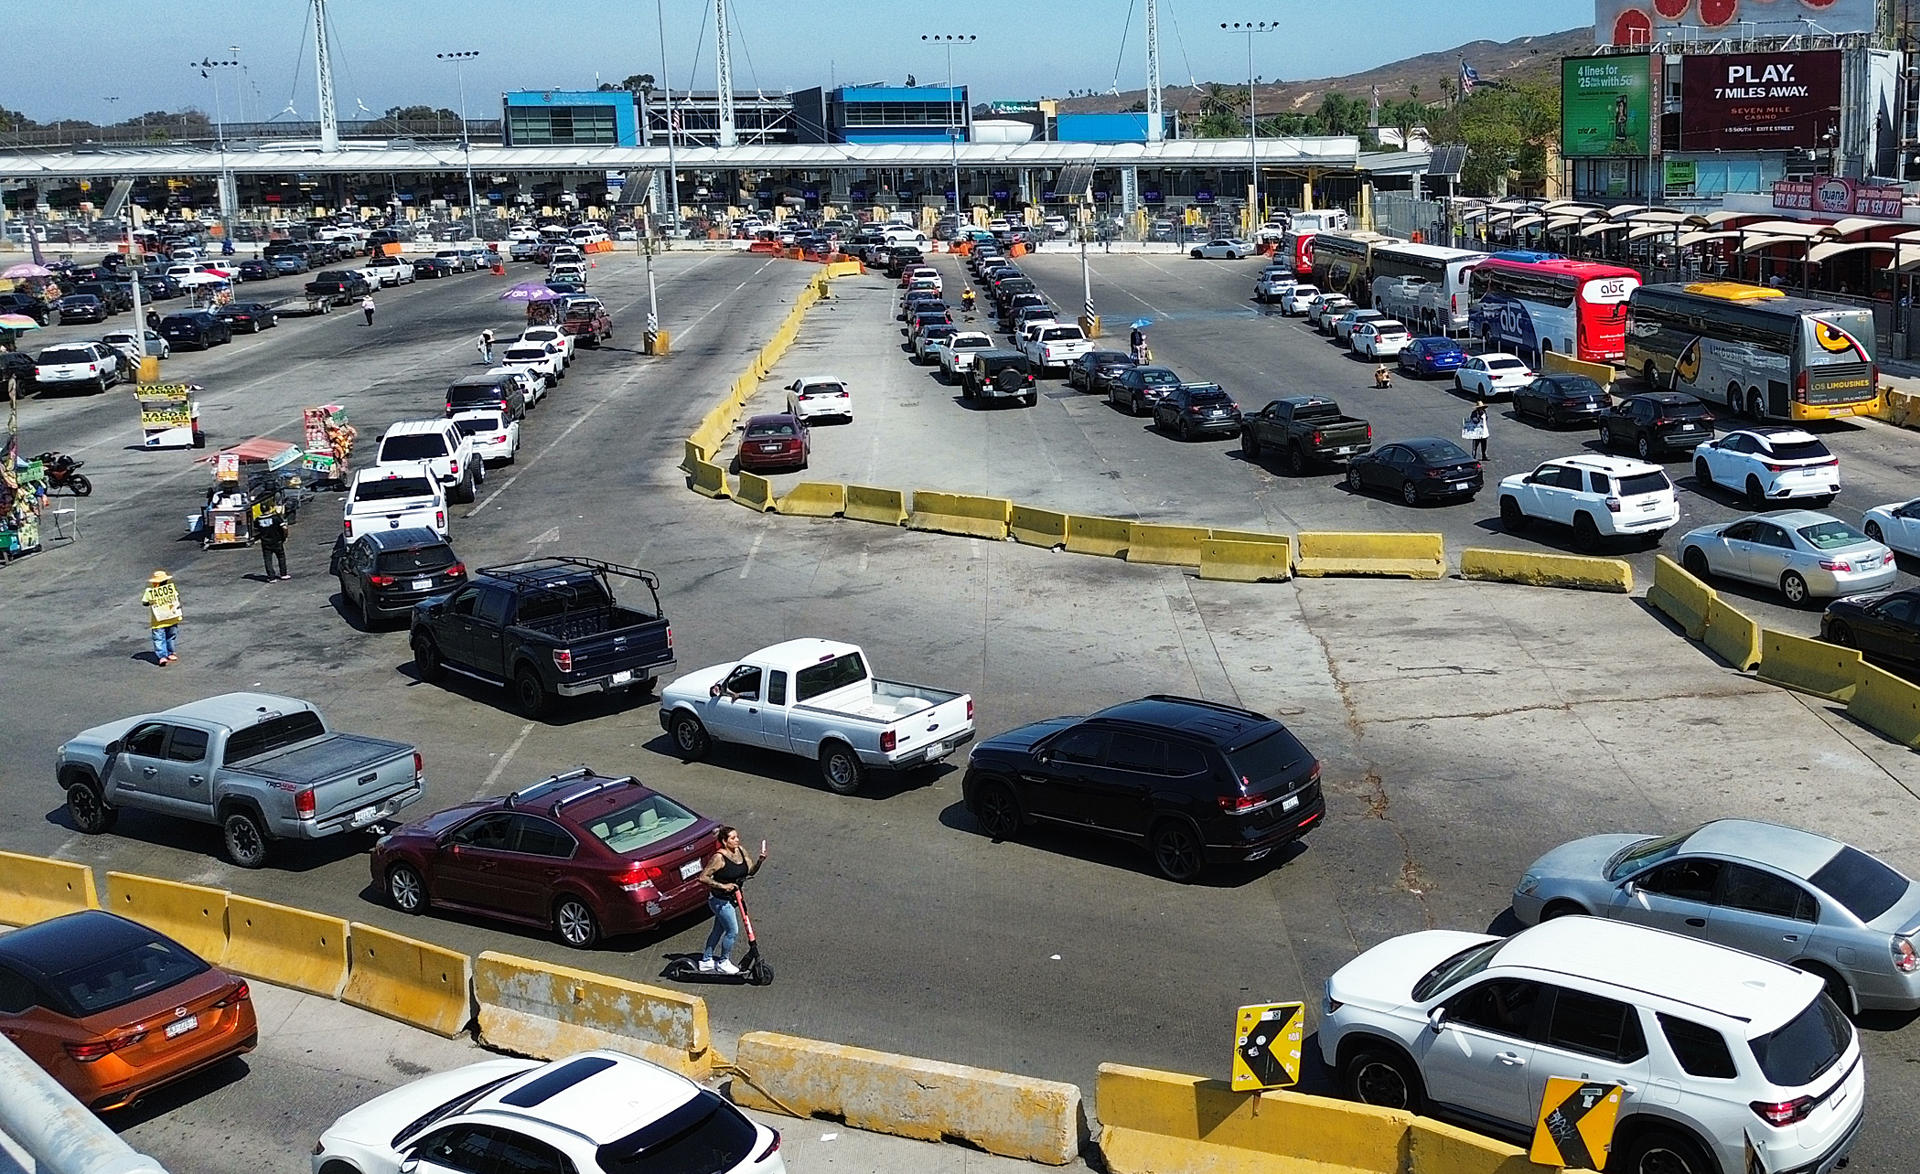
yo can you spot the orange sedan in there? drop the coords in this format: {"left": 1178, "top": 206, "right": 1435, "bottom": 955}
{"left": 0, "top": 911, "right": 257, "bottom": 1111}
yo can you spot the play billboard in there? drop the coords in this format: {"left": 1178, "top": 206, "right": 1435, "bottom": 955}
{"left": 1562, "top": 55, "right": 1659, "bottom": 158}
{"left": 1595, "top": 0, "right": 1880, "bottom": 47}
{"left": 1678, "top": 51, "right": 1840, "bottom": 150}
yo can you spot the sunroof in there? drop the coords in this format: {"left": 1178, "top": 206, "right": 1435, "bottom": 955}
{"left": 500, "top": 1055, "right": 617, "bottom": 1107}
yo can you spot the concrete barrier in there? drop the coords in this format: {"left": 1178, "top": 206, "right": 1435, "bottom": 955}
{"left": 688, "top": 459, "right": 731, "bottom": 499}
{"left": 779, "top": 482, "right": 846, "bottom": 517}
{"left": 1096, "top": 1063, "right": 1411, "bottom": 1174}
{"left": 222, "top": 895, "right": 350, "bottom": 999}
{"left": 1295, "top": 532, "right": 1446, "bottom": 579}
{"left": 0, "top": 850, "right": 99, "bottom": 927}
{"left": 104, "top": 872, "right": 228, "bottom": 962}
{"left": 731, "top": 1032, "right": 1081, "bottom": 1165}
{"left": 1646, "top": 555, "right": 1715, "bottom": 640}
{"left": 681, "top": 438, "right": 707, "bottom": 473}
{"left": 1408, "top": 1117, "right": 1553, "bottom": 1174}
{"left": 474, "top": 952, "right": 711, "bottom": 1079}
{"left": 1125, "top": 523, "right": 1212, "bottom": 567}
{"left": 342, "top": 922, "right": 473, "bottom": 1038}
{"left": 1757, "top": 629, "right": 1861, "bottom": 702}
{"left": 1064, "top": 514, "right": 1132, "bottom": 558}
{"left": 735, "top": 471, "right": 778, "bottom": 512}
{"left": 1541, "top": 350, "right": 1617, "bottom": 389}
{"left": 1848, "top": 660, "right": 1920, "bottom": 747}
{"left": 1199, "top": 538, "right": 1293, "bottom": 582}
{"left": 845, "top": 484, "right": 908, "bottom": 526}
{"left": 1208, "top": 528, "right": 1292, "bottom": 545}
{"left": 1703, "top": 596, "right": 1762, "bottom": 671}
{"left": 1010, "top": 503, "right": 1068, "bottom": 549}
{"left": 909, "top": 491, "right": 1012, "bottom": 540}
{"left": 824, "top": 260, "right": 864, "bottom": 278}
{"left": 1459, "top": 548, "right": 1633, "bottom": 593}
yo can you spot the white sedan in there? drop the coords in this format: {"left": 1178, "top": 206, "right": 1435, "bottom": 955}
{"left": 1350, "top": 320, "right": 1411, "bottom": 359}
{"left": 1863, "top": 498, "right": 1920, "bottom": 556}
{"left": 787, "top": 375, "right": 853, "bottom": 423}
{"left": 498, "top": 340, "right": 564, "bottom": 390}
{"left": 1190, "top": 238, "right": 1256, "bottom": 260}
{"left": 1455, "top": 353, "right": 1535, "bottom": 399}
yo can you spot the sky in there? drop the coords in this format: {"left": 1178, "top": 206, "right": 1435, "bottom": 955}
{"left": 0, "top": 0, "right": 1594, "bottom": 125}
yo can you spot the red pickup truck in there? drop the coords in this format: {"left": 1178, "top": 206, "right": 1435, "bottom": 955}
{"left": 559, "top": 298, "right": 614, "bottom": 347}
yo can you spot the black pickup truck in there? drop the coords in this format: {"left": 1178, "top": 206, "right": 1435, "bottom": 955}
{"left": 304, "top": 270, "right": 373, "bottom": 306}
{"left": 1238, "top": 395, "right": 1374, "bottom": 475}
{"left": 410, "top": 557, "right": 674, "bottom": 719}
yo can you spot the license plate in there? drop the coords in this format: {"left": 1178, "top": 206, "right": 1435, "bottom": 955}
{"left": 351, "top": 805, "right": 382, "bottom": 828}
{"left": 1639, "top": 502, "right": 1657, "bottom": 511}
{"left": 679, "top": 859, "right": 703, "bottom": 880}
{"left": 1282, "top": 795, "right": 1300, "bottom": 812}
{"left": 611, "top": 670, "right": 634, "bottom": 685}
{"left": 411, "top": 578, "right": 431, "bottom": 590}
{"left": 1829, "top": 407, "right": 1853, "bottom": 417}
{"left": 1333, "top": 446, "right": 1356, "bottom": 455}
{"left": 1452, "top": 481, "right": 1470, "bottom": 491}
{"left": 165, "top": 1015, "right": 197, "bottom": 1039}
{"left": 924, "top": 741, "right": 953, "bottom": 763}
{"left": 761, "top": 444, "right": 782, "bottom": 452}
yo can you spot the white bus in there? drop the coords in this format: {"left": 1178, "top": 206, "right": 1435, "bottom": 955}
{"left": 1367, "top": 242, "right": 1489, "bottom": 336}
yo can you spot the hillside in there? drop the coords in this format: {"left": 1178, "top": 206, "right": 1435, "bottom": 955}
{"left": 1053, "top": 26, "right": 1591, "bottom": 117}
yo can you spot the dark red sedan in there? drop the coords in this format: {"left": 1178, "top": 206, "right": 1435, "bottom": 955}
{"left": 369, "top": 769, "right": 721, "bottom": 949}
{"left": 736, "top": 412, "right": 810, "bottom": 473}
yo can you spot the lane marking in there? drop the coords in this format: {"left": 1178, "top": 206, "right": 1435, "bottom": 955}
{"left": 475, "top": 721, "right": 537, "bottom": 798}
{"left": 739, "top": 532, "right": 764, "bottom": 579}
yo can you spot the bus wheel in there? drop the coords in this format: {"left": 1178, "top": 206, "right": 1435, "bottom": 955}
{"left": 1642, "top": 362, "right": 1662, "bottom": 390}
{"left": 1727, "top": 383, "right": 1743, "bottom": 414}
{"left": 1746, "top": 389, "right": 1764, "bottom": 420}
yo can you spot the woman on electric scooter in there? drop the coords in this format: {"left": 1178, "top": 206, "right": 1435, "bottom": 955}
{"left": 698, "top": 827, "right": 767, "bottom": 975}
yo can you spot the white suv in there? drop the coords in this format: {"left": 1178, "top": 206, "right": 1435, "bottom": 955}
{"left": 374, "top": 419, "right": 484, "bottom": 504}
{"left": 1693, "top": 427, "right": 1840, "bottom": 507}
{"left": 1499, "top": 455, "right": 1679, "bottom": 546}
{"left": 1254, "top": 267, "right": 1296, "bottom": 303}
{"left": 1321, "top": 917, "right": 1864, "bottom": 1174}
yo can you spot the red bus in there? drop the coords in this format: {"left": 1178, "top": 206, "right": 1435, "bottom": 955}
{"left": 1279, "top": 230, "right": 1318, "bottom": 278}
{"left": 1466, "top": 255, "right": 1641, "bottom": 364}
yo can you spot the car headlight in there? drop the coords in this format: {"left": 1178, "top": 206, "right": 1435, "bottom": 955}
{"left": 1515, "top": 872, "right": 1542, "bottom": 897}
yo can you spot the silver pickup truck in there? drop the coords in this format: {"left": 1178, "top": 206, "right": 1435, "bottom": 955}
{"left": 55, "top": 692, "right": 424, "bottom": 868}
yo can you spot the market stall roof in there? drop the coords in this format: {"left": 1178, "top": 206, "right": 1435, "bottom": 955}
{"left": 195, "top": 437, "right": 303, "bottom": 468}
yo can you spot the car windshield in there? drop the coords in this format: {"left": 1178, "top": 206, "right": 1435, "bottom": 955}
{"left": 356, "top": 477, "right": 435, "bottom": 501}
{"left": 1618, "top": 472, "right": 1671, "bottom": 496}
{"left": 51, "top": 938, "right": 211, "bottom": 1016}
{"left": 745, "top": 421, "right": 798, "bottom": 439}
{"left": 1137, "top": 369, "right": 1180, "bottom": 386}
{"left": 1606, "top": 828, "right": 1694, "bottom": 879}
{"left": 1411, "top": 938, "right": 1505, "bottom": 1002}
{"left": 1797, "top": 521, "right": 1868, "bottom": 551}
{"left": 380, "top": 435, "right": 449, "bottom": 460}
{"left": 375, "top": 545, "right": 456, "bottom": 573}
{"left": 584, "top": 794, "right": 702, "bottom": 854}
{"left": 1749, "top": 994, "right": 1851, "bottom": 1086}
{"left": 1809, "top": 846, "right": 1912, "bottom": 922}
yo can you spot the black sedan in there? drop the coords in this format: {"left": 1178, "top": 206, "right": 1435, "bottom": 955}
{"left": 1067, "top": 349, "right": 1138, "bottom": 395}
{"left": 1512, "top": 374, "right": 1610, "bottom": 428}
{"left": 1822, "top": 587, "right": 1920, "bottom": 674}
{"left": 0, "top": 293, "right": 55, "bottom": 325}
{"left": 1152, "top": 383, "right": 1242, "bottom": 440}
{"left": 236, "top": 259, "right": 273, "bottom": 281}
{"left": 1345, "top": 437, "right": 1483, "bottom": 505}
{"left": 411, "top": 256, "right": 452, "bottom": 279}
{"left": 334, "top": 527, "right": 467, "bottom": 628}
{"left": 215, "top": 302, "right": 278, "bottom": 333}
{"left": 54, "top": 294, "right": 108, "bottom": 325}
{"left": 158, "top": 311, "right": 233, "bottom": 350}
{"left": 1109, "top": 365, "right": 1183, "bottom": 416}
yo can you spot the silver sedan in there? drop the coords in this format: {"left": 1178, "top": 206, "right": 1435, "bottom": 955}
{"left": 1677, "top": 509, "right": 1897, "bottom": 605}
{"left": 1512, "top": 818, "right": 1920, "bottom": 1012}
{"left": 1189, "top": 238, "right": 1255, "bottom": 260}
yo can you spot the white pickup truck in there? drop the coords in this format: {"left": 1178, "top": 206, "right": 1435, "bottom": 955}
{"left": 659, "top": 638, "right": 975, "bottom": 795}
{"left": 1020, "top": 323, "right": 1092, "bottom": 374}
{"left": 937, "top": 331, "right": 995, "bottom": 382}
{"left": 342, "top": 462, "right": 449, "bottom": 541}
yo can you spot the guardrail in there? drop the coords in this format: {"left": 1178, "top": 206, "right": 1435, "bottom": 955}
{"left": 0, "top": 1032, "right": 168, "bottom": 1174}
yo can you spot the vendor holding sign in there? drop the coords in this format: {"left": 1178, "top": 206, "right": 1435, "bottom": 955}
{"left": 141, "top": 570, "right": 183, "bottom": 665}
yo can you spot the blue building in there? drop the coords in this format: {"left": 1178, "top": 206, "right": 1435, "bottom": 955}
{"left": 503, "top": 91, "right": 640, "bottom": 147}
{"left": 790, "top": 86, "right": 971, "bottom": 145}
{"left": 1055, "top": 113, "right": 1159, "bottom": 144}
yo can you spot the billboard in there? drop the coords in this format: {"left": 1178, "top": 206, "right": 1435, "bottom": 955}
{"left": 1562, "top": 56, "right": 1658, "bottom": 158}
{"left": 1595, "top": 0, "right": 1880, "bottom": 47}
{"left": 1679, "top": 51, "right": 1840, "bottom": 149}
{"left": 1773, "top": 177, "right": 1905, "bottom": 218}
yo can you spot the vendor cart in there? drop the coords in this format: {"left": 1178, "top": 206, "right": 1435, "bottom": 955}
{"left": 188, "top": 438, "right": 312, "bottom": 549}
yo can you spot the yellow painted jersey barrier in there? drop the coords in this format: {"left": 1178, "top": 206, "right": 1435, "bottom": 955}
{"left": 1849, "top": 660, "right": 1920, "bottom": 747}
{"left": 1065, "top": 514, "right": 1132, "bottom": 558}
{"left": 1295, "top": 531, "right": 1446, "bottom": 579}
{"left": 844, "top": 484, "right": 909, "bottom": 526}
{"left": 474, "top": 951, "right": 711, "bottom": 1079}
{"left": 222, "top": 894, "right": 350, "bottom": 999}
{"left": 1460, "top": 548, "right": 1632, "bottom": 593}
{"left": 1703, "top": 596, "right": 1761, "bottom": 671}
{"left": 779, "top": 482, "right": 847, "bottom": 517}
{"left": 1125, "top": 523, "right": 1211, "bottom": 567}
{"left": 735, "top": 472, "right": 777, "bottom": 512}
{"left": 1010, "top": 504, "right": 1068, "bottom": 549}
{"left": 1646, "top": 555, "right": 1714, "bottom": 640}
{"left": 0, "top": 849, "right": 99, "bottom": 927}
{"left": 1199, "top": 538, "right": 1293, "bottom": 582}
{"left": 908, "top": 491, "right": 1012, "bottom": 540}
{"left": 1757, "top": 629, "right": 1861, "bottom": 702}
{"left": 343, "top": 922, "right": 473, "bottom": 1038}
{"left": 105, "top": 871, "right": 228, "bottom": 962}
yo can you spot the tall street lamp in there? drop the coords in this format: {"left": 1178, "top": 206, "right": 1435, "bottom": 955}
{"left": 437, "top": 50, "right": 482, "bottom": 239}
{"left": 922, "top": 34, "right": 976, "bottom": 230}
{"left": 1221, "top": 22, "right": 1279, "bottom": 236}
{"left": 193, "top": 57, "right": 240, "bottom": 245}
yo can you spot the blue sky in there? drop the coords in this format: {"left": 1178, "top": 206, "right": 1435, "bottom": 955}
{"left": 2, "top": 0, "right": 1593, "bottom": 124}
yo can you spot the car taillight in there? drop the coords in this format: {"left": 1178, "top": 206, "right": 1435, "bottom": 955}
{"left": 755, "top": 1131, "right": 782, "bottom": 1163}
{"left": 295, "top": 789, "right": 316, "bottom": 819}
{"left": 1424, "top": 467, "right": 1447, "bottom": 478}
{"left": 213, "top": 980, "right": 251, "bottom": 1008}
{"left": 1605, "top": 496, "right": 1622, "bottom": 513}
{"left": 881, "top": 730, "right": 897, "bottom": 752}
{"left": 87, "top": 363, "right": 97, "bottom": 373}
{"left": 1311, "top": 430, "right": 1323, "bottom": 445}
{"left": 618, "top": 862, "right": 665, "bottom": 891}
{"left": 435, "top": 510, "right": 445, "bottom": 530}
{"left": 1364, "top": 424, "right": 1373, "bottom": 440}
{"left": 412, "top": 751, "right": 424, "bottom": 785}
{"left": 966, "top": 697, "right": 974, "bottom": 720}
{"left": 1750, "top": 1097, "right": 1816, "bottom": 1127}
{"left": 666, "top": 625, "right": 674, "bottom": 649}
{"left": 448, "top": 562, "right": 466, "bottom": 577}
{"left": 65, "top": 1032, "right": 145, "bottom": 1062}
{"left": 1218, "top": 792, "right": 1262, "bottom": 813}
{"left": 1818, "top": 558, "right": 1855, "bottom": 572}
{"left": 343, "top": 518, "right": 352, "bottom": 533}
{"left": 448, "top": 460, "right": 459, "bottom": 475}
{"left": 1893, "top": 934, "right": 1917, "bottom": 973}
{"left": 371, "top": 574, "right": 399, "bottom": 587}
{"left": 1763, "top": 462, "right": 1786, "bottom": 473}
{"left": 554, "top": 649, "right": 574, "bottom": 672}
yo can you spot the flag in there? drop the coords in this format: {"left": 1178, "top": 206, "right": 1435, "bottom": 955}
{"left": 1369, "top": 84, "right": 1381, "bottom": 127}
{"left": 1459, "top": 61, "right": 1479, "bottom": 98}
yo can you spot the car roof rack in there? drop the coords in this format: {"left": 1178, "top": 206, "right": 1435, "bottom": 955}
{"left": 476, "top": 556, "right": 660, "bottom": 592}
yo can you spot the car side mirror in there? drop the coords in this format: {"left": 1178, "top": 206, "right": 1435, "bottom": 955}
{"left": 1034, "top": 750, "right": 1052, "bottom": 765}
{"left": 1621, "top": 878, "right": 1639, "bottom": 896}
{"left": 1427, "top": 1007, "right": 1448, "bottom": 1034}
{"left": 709, "top": 683, "right": 724, "bottom": 699}
{"left": 104, "top": 740, "right": 122, "bottom": 756}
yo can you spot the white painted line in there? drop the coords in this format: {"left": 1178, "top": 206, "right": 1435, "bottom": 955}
{"left": 739, "top": 532, "right": 764, "bottom": 579}
{"left": 476, "top": 721, "right": 537, "bottom": 798}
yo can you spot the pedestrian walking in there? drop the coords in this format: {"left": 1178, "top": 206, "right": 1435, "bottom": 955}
{"left": 255, "top": 505, "right": 290, "bottom": 581}
{"left": 697, "top": 826, "right": 767, "bottom": 974}
{"left": 361, "top": 294, "right": 376, "bottom": 326}
{"left": 477, "top": 328, "right": 494, "bottom": 364}
{"left": 141, "top": 570, "right": 183, "bottom": 665}
{"left": 1462, "top": 402, "right": 1491, "bottom": 461}
{"left": 1130, "top": 325, "right": 1148, "bottom": 363}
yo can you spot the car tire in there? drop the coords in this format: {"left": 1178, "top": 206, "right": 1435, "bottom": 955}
{"left": 1240, "top": 430, "right": 1262, "bottom": 459}
{"left": 1573, "top": 514, "right": 1602, "bottom": 551}
{"left": 973, "top": 779, "right": 1023, "bottom": 841}
{"left": 552, "top": 896, "right": 601, "bottom": 949}
{"left": 1798, "top": 960, "right": 1858, "bottom": 1016}
{"left": 386, "top": 863, "right": 426, "bottom": 913}
{"left": 1865, "top": 521, "right": 1885, "bottom": 544}
{"left": 222, "top": 809, "right": 270, "bottom": 869}
{"left": 1635, "top": 433, "right": 1656, "bottom": 461}
{"left": 1500, "top": 496, "right": 1527, "bottom": 531}
{"left": 412, "top": 635, "right": 444, "bottom": 682}
{"left": 1342, "top": 1044, "right": 1425, "bottom": 1113}
{"left": 1286, "top": 445, "right": 1309, "bottom": 476}
{"left": 1400, "top": 480, "right": 1419, "bottom": 506}
{"left": 1539, "top": 899, "right": 1587, "bottom": 920}
{"left": 1148, "top": 818, "right": 1205, "bottom": 883}
{"left": 360, "top": 592, "right": 376, "bottom": 631}
{"left": 671, "top": 712, "right": 711, "bottom": 760}
{"left": 1781, "top": 571, "right": 1812, "bottom": 607}
{"left": 1694, "top": 457, "right": 1714, "bottom": 491}
{"left": 1453, "top": 375, "right": 1464, "bottom": 393}
{"left": 1745, "top": 476, "right": 1766, "bottom": 508}
{"left": 1347, "top": 466, "right": 1364, "bottom": 493}
{"left": 1682, "top": 547, "right": 1711, "bottom": 580}
{"left": 454, "top": 471, "right": 475, "bottom": 504}
{"left": 512, "top": 667, "right": 549, "bottom": 719}
{"left": 819, "top": 742, "right": 866, "bottom": 796}
{"left": 1615, "top": 1127, "right": 1715, "bottom": 1174}
{"left": 65, "top": 779, "right": 117, "bottom": 834}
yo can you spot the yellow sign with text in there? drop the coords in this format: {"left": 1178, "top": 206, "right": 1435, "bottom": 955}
{"left": 1230, "top": 1001, "right": 1303, "bottom": 1091}
{"left": 1531, "top": 1078, "right": 1622, "bottom": 1170}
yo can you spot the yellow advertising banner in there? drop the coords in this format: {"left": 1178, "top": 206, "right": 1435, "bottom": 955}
{"left": 139, "top": 406, "right": 194, "bottom": 428}
{"left": 1531, "top": 1078, "right": 1623, "bottom": 1170}
{"left": 1230, "top": 1001, "right": 1304, "bottom": 1091}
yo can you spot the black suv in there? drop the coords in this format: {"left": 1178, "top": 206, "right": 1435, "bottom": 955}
{"left": 962, "top": 349, "right": 1036, "bottom": 406}
{"left": 445, "top": 372, "right": 528, "bottom": 421}
{"left": 962, "top": 695, "right": 1325, "bottom": 881}
{"left": 1599, "top": 392, "right": 1717, "bottom": 460}
{"left": 334, "top": 526, "right": 467, "bottom": 628}
{"left": 1153, "top": 382, "right": 1243, "bottom": 440}
{"left": 158, "top": 311, "right": 233, "bottom": 349}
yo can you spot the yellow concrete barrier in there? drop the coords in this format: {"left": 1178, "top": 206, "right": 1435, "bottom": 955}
{"left": 1848, "top": 660, "right": 1920, "bottom": 747}
{"left": 343, "top": 922, "right": 473, "bottom": 1038}
{"left": 845, "top": 484, "right": 908, "bottom": 526}
{"left": 1756, "top": 629, "right": 1861, "bottom": 702}
{"left": 1065, "top": 514, "right": 1132, "bottom": 558}
{"left": 731, "top": 1032, "right": 1081, "bottom": 1165}
{"left": 1097, "top": 1063, "right": 1410, "bottom": 1174}
{"left": 1208, "top": 528, "right": 1291, "bottom": 544}
{"left": 1645, "top": 555, "right": 1715, "bottom": 640}
{"left": 909, "top": 491, "right": 1012, "bottom": 540}
{"left": 681, "top": 438, "right": 707, "bottom": 473}
{"left": 735, "top": 471, "right": 777, "bottom": 512}
{"left": 474, "top": 952, "right": 712, "bottom": 1079}
{"left": 1408, "top": 1117, "right": 1554, "bottom": 1174}
{"left": 1199, "top": 538, "right": 1293, "bottom": 582}
{"left": 1126, "top": 522, "right": 1211, "bottom": 567}
{"left": 1703, "top": 596, "right": 1762, "bottom": 671}
{"left": 1459, "top": 548, "right": 1632, "bottom": 593}
{"left": 105, "top": 872, "right": 228, "bottom": 962}
{"left": 1540, "top": 350, "right": 1617, "bottom": 389}
{"left": 222, "top": 894, "right": 350, "bottom": 999}
{"left": 825, "top": 259, "right": 864, "bottom": 278}
{"left": 688, "top": 459, "right": 731, "bottom": 499}
{"left": 1010, "top": 503, "right": 1068, "bottom": 549}
{"left": 0, "top": 850, "right": 99, "bottom": 927}
{"left": 1295, "top": 532, "right": 1446, "bottom": 579}
{"left": 779, "top": 482, "right": 846, "bottom": 517}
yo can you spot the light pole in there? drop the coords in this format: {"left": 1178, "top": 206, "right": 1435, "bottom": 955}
{"left": 921, "top": 35, "right": 976, "bottom": 230}
{"left": 437, "top": 51, "right": 482, "bottom": 239}
{"left": 655, "top": 0, "right": 681, "bottom": 236}
{"left": 193, "top": 57, "right": 239, "bottom": 244}
{"left": 1221, "top": 22, "right": 1279, "bottom": 236}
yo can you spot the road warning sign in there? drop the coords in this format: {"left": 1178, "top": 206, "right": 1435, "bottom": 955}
{"left": 1530, "top": 1078, "right": 1623, "bottom": 1170}
{"left": 1230, "top": 1002, "right": 1304, "bottom": 1091}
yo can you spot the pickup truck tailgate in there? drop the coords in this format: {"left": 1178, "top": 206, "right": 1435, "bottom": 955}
{"left": 885, "top": 694, "right": 975, "bottom": 764}
{"left": 532, "top": 613, "right": 673, "bottom": 681}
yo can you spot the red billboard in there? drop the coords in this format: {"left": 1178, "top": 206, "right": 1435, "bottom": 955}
{"left": 1679, "top": 51, "right": 1840, "bottom": 150}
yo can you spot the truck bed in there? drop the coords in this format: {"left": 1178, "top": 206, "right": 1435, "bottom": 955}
{"left": 226, "top": 733, "right": 411, "bottom": 786}
{"left": 797, "top": 678, "right": 963, "bottom": 723}
{"left": 515, "top": 604, "right": 661, "bottom": 644}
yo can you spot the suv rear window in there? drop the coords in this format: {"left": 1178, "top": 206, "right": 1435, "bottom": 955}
{"left": 1808, "top": 846, "right": 1911, "bottom": 922}
{"left": 453, "top": 415, "right": 504, "bottom": 436}
{"left": 1618, "top": 472, "right": 1671, "bottom": 496}
{"left": 38, "top": 348, "right": 95, "bottom": 364}
{"left": 1220, "top": 727, "right": 1312, "bottom": 790}
{"left": 1748, "top": 994, "right": 1850, "bottom": 1086}
{"left": 375, "top": 545, "right": 456, "bottom": 573}
{"left": 597, "top": 1090, "right": 756, "bottom": 1174}
{"left": 1768, "top": 439, "right": 1832, "bottom": 461}
{"left": 380, "top": 434, "right": 450, "bottom": 461}
{"left": 1185, "top": 388, "right": 1232, "bottom": 404}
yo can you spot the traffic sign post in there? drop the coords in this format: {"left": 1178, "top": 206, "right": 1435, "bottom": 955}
{"left": 1530, "top": 1078, "right": 1622, "bottom": 1171}
{"left": 1230, "top": 1001, "right": 1304, "bottom": 1092}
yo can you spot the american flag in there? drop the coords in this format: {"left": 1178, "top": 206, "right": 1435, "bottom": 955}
{"left": 1459, "top": 61, "right": 1479, "bottom": 98}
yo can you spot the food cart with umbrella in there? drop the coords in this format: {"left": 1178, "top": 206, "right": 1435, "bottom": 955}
{"left": 176, "top": 270, "right": 234, "bottom": 310}
{"left": 187, "top": 436, "right": 312, "bottom": 549}
{"left": 500, "top": 281, "right": 563, "bottom": 326}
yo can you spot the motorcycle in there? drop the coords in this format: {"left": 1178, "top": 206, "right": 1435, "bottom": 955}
{"left": 34, "top": 452, "right": 91, "bottom": 497}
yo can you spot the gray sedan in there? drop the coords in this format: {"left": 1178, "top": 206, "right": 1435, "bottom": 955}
{"left": 1678, "top": 509, "right": 1897, "bottom": 605}
{"left": 1512, "top": 818, "right": 1920, "bottom": 1013}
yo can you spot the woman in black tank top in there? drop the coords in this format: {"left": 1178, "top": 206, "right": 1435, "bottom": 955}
{"left": 698, "top": 825, "right": 766, "bottom": 974}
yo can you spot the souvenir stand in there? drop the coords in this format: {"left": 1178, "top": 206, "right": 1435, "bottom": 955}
{"left": 300, "top": 405, "right": 356, "bottom": 487}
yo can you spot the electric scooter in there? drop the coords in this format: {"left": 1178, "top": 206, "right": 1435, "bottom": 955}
{"left": 662, "top": 890, "right": 773, "bottom": 986}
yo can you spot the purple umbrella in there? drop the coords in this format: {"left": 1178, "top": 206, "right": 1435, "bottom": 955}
{"left": 498, "top": 282, "right": 561, "bottom": 302}
{"left": 1, "top": 263, "right": 53, "bottom": 279}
